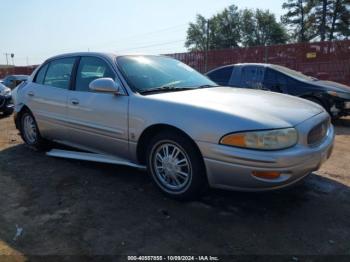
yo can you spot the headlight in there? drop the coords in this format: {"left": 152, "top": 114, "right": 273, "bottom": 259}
{"left": 0, "top": 87, "right": 11, "bottom": 96}
{"left": 220, "top": 128, "right": 298, "bottom": 150}
{"left": 327, "top": 91, "right": 350, "bottom": 99}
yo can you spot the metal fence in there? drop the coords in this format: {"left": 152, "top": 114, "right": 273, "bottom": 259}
{"left": 168, "top": 40, "right": 350, "bottom": 85}
{"left": 1, "top": 40, "right": 349, "bottom": 85}
{"left": 0, "top": 66, "right": 37, "bottom": 79}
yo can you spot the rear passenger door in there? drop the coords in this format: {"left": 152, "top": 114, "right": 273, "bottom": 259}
{"left": 26, "top": 57, "right": 76, "bottom": 141}
{"left": 66, "top": 56, "right": 129, "bottom": 158}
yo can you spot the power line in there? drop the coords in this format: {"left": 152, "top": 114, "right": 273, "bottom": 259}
{"left": 88, "top": 24, "right": 187, "bottom": 49}
{"left": 8, "top": 23, "right": 190, "bottom": 65}
{"left": 31, "top": 23, "right": 188, "bottom": 57}
{"left": 116, "top": 39, "right": 185, "bottom": 53}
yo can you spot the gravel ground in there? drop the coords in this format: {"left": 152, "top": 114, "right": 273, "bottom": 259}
{"left": 0, "top": 115, "right": 349, "bottom": 261}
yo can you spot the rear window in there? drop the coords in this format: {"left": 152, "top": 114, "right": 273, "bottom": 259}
{"left": 34, "top": 64, "right": 49, "bottom": 84}
{"left": 207, "top": 66, "right": 233, "bottom": 86}
{"left": 43, "top": 58, "right": 76, "bottom": 89}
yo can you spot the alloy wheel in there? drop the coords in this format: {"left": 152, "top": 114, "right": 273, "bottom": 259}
{"left": 152, "top": 142, "right": 192, "bottom": 192}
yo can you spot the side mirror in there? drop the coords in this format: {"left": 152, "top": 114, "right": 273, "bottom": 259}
{"left": 89, "top": 78, "right": 120, "bottom": 94}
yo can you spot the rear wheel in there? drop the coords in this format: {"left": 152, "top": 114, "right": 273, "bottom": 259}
{"left": 19, "top": 111, "right": 49, "bottom": 151}
{"left": 147, "top": 131, "right": 207, "bottom": 200}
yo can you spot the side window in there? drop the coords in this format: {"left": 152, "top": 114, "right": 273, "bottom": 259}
{"left": 34, "top": 64, "right": 49, "bottom": 84}
{"left": 229, "top": 66, "right": 241, "bottom": 86}
{"left": 207, "top": 66, "right": 233, "bottom": 86}
{"left": 44, "top": 58, "right": 76, "bottom": 89}
{"left": 263, "top": 68, "right": 287, "bottom": 93}
{"left": 75, "top": 56, "right": 115, "bottom": 92}
{"left": 241, "top": 66, "right": 263, "bottom": 89}
{"left": 275, "top": 72, "right": 287, "bottom": 89}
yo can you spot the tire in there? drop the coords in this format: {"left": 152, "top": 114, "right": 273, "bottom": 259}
{"left": 146, "top": 131, "right": 208, "bottom": 200}
{"left": 19, "top": 110, "right": 49, "bottom": 151}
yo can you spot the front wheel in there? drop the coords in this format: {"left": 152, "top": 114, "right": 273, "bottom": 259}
{"left": 147, "top": 131, "right": 207, "bottom": 200}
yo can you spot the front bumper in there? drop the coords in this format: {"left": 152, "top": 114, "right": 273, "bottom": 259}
{"left": 198, "top": 112, "right": 335, "bottom": 191}
{"left": 0, "top": 95, "right": 14, "bottom": 112}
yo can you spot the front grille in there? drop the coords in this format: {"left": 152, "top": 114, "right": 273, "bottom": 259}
{"left": 307, "top": 119, "right": 330, "bottom": 145}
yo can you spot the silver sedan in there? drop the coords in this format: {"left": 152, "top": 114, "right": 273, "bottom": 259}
{"left": 12, "top": 53, "right": 334, "bottom": 199}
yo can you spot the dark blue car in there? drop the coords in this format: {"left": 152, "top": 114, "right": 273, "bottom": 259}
{"left": 0, "top": 83, "right": 14, "bottom": 116}
{"left": 206, "top": 63, "right": 350, "bottom": 119}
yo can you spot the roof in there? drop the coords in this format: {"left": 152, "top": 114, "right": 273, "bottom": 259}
{"left": 206, "top": 63, "right": 276, "bottom": 74}
{"left": 45, "top": 52, "right": 165, "bottom": 63}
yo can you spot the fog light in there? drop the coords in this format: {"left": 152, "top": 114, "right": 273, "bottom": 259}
{"left": 252, "top": 171, "right": 281, "bottom": 180}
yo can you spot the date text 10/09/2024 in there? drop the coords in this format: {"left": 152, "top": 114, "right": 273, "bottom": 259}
{"left": 127, "top": 256, "right": 220, "bottom": 261}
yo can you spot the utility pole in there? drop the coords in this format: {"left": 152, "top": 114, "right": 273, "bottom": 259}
{"left": 4, "top": 53, "right": 10, "bottom": 66}
{"left": 205, "top": 19, "right": 210, "bottom": 72}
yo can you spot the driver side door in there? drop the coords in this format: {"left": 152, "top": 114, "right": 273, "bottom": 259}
{"left": 65, "top": 56, "right": 129, "bottom": 159}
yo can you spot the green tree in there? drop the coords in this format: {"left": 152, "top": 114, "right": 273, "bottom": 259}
{"left": 333, "top": 0, "right": 350, "bottom": 39}
{"left": 185, "top": 5, "right": 288, "bottom": 51}
{"left": 309, "top": 0, "right": 350, "bottom": 40}
{"left": 282, "top": 0, "right": 314, "bottom": 42}
{"left": 210, "top": 5, "right": 241, "bottom": 49}
{"left": 282, "top": 0, "right": 350, "bottom": 42}
{"left": 185, "top": 5, "right": 241, "bottom": 51}
{"left": 185, "top": 14, "right": 209, "bottom": 51}
{"left": 240, "top": 9, "right": 289, "bottom": 46}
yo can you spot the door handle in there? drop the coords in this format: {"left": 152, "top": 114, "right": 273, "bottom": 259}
{"left": 28, "top": 91, "right": 34, "bottom": 97}
{"left": 70, "top": 99, "right": 79, "bottom": 105}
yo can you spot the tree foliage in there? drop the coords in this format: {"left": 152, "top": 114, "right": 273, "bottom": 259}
{"left": 282, "top": 0, "right": 350, "bottom": 42}
{"left": 240, "top": 9, "right": 289, "bottom": 46}
{"left": 185, "top": 1, "right": 350, "bottom": 51}
{"left": 281, "top": 0, "right": 314, "bottom": 42}
{"left": 185, "top": 5, "right": 289, "bottom": 51}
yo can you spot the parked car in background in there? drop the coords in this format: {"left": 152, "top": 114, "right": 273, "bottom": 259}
{"left": 0, "top": 83, "right": 14, "bottom": 116}
{"left": 2, "top": 74, "right": 29, "bottom": 89}
{"left": 206, "top": 63, "right": 350, "bottom": 119}
{"left": 13, "top": 53, "right": 334, "bottom": 199}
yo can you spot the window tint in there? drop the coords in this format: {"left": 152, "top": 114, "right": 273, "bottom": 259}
{"left": 241, "top": 66, "right": 264, "bottom": 89}
{"left": 264, "top": 68, "right": 287, "bottom": 92}
{"left": 34, "top": 64, "right": 49, "bottom": 84}
{"left": 44, "top": 58, "right": 75, "bottom": 89}
{"left": 207, "top": 66, "right": 233, "bottom": 86}
{"left": 75, "top": 57, "right": 115, "bottom": 92}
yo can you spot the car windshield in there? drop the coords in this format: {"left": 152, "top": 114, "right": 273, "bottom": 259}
{"left": 273, "top": 65, "right": 317, "bottom": 81}
{"left": 117, "top": 56, "right": 217, "bottom": 94}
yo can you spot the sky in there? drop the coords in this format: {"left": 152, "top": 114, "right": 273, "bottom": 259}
{"left": 0, "top": 0, "right": 284, "bottom": 66}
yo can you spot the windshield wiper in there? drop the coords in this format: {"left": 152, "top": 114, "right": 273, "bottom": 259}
{"left": 197, "top": 84, "right": 219, "bottom": 89}
{"left": 139, "top": 86, "right": 193, "bottom": 94}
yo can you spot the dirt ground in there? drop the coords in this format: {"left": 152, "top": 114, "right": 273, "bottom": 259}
{"left": 0, "top": 115, "right": 349, "bottom": 260}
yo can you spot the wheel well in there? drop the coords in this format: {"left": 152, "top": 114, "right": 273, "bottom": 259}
{"left": 136, "top": 124, "right": 203, "bottom": 165}
{"left": 15, "top": 105, "right": 31, "bottom": 129}
{"left": 301, "top": 95, "right": 326, "bottom": 108}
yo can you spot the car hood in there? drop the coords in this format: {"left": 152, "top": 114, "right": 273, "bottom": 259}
{"left": 311, "top": 80, "right": 350, "bottom": 93}
{"left": 148, "top": 87, "right": 323, "bottom": 128}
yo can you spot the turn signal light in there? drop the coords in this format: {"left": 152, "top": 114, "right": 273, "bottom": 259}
{"left": 252, "top": 171, "right": 281, "bottom": 180}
